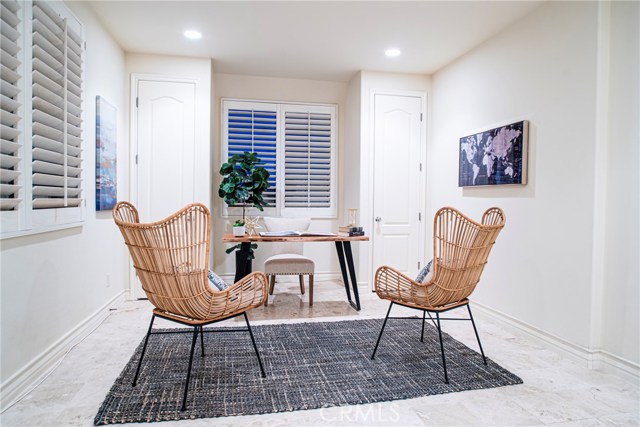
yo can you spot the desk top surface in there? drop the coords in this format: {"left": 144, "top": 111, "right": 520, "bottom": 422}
{"left": 222, "top": 233, "right": 369, "bottom": 243}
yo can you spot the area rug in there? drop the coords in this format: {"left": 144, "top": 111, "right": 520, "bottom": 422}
{"left": 94, "top": 318, "right": 522, "bottom": 425}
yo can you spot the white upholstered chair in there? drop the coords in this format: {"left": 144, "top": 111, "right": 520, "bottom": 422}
{"left": 263, "top": 217, "right": 315, "bottom": 305}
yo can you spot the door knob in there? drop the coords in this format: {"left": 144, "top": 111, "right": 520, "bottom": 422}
{"left": 375, "top": 217, "right": 382, "bottom": 223}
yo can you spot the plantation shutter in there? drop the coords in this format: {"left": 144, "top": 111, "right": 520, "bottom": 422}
{"left": 225, "top": 102, "right": 277, "bottom": 207}
{"left": 0, "top": 0, "right": 22, "bottom": 211}
{"left": 31, "top": 0, "right": 83, "bottom": 209}
{"left": 282, "top": 105, "right": 335, "bottom": 216}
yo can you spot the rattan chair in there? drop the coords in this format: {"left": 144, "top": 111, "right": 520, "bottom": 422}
{"left": 371, "top": 206, "right": 506, "bottom": 383}
{"left": 113, "top": 202, "right": 268, "bottom": 411}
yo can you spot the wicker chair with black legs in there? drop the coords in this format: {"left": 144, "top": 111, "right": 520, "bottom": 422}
{"left": 371, "top": 206, "right": 506, "bottom": 384}
{"left": 113, "top": 201, "right": 268, "bottom": 411}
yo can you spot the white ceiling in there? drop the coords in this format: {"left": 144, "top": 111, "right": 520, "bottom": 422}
{"left": 86, "top": 1, "right": 544, "bottom": 82}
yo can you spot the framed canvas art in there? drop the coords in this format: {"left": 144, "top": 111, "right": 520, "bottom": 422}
{"left": 96, "top": 96, "right": 117, "bottom": 210}
{"left": 458, "top": 120, "right": 528, "bottom": 187}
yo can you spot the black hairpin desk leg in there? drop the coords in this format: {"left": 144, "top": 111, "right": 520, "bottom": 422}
{"left": 335, "top": 241, "right": 361, "bottom": 311}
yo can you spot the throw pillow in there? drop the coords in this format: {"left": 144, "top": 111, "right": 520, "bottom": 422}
{"left": 415, "top": 259, "right": 433, "bottom": 283}
{"left": 208, "top": 270, "right": 229, "bottom": 291}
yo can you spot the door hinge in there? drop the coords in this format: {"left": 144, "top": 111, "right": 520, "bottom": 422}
{"left": 420, "top": 113, "right": 423, "bottom": 122}
{"left": 419, "top": 212, "right": 422, "bottom": 221}
{"left": 135, "top": 97, "right": 139, "bottom": 108}
{"left": 419, "top": 163, "right": 422, "bottom": 171}
{"left": 418, "top": 261, "right": 421, "bottom": 270}
{"left": 135, "top": 154, "right": 138, "bottom": 164}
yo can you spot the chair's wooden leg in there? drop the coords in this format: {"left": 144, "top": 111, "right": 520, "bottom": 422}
{"left": 309, "top": 275, "right": 314, "bottom": 306}
{"left": 299, "top": 275, "right": 305, "bottom": 295}
{"left": 181, "top": 326, "right": 199, "bottom": 411}
{"left": 371, "top": 302, "right": 393, "bottom": 359}
{"left": 133, "top": 314, "right": 155, "bottom": 387}
{"left": 268, "top": 275, "right": 276, "bottom": 295}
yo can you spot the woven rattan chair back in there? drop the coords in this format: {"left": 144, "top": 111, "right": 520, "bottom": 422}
{"left": 427, "top": 206, "right": 506, "bottom": 308}
{"left": 113, "top": 202, "right": 213, "bottom": 320}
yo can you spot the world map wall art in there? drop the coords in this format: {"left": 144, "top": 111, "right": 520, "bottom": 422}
{"left": 459, "top": 120, "right": 528, "bottom": 187}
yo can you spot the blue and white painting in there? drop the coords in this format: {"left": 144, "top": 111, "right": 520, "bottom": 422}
{"left": 459, "top": 120, "right": 528, "bottom": 187}
{"left": 96, "top": 96, "right": 117, "bottom": 210}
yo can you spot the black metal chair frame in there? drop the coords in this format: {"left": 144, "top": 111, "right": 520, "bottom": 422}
{"left": 371, "top": 300, "right": 487, "bottom": 384}
{"left": 132, "top": 311, "right": 266, "bottom": 411}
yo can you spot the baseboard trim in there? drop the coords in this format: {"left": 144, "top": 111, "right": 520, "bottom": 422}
{"left": 219, "top": 271, "right": 343, "bottom": 283}
{"left": 0, "top": 291, "right": 126, "bottom": 412}
{"left": 472, "top": 301, "right": 639, "bottom": 383}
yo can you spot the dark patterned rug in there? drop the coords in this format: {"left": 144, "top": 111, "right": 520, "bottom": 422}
{"left": 94, "top": 318, "right": 522, "bottom": 425}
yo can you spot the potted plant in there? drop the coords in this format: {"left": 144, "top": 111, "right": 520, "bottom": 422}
{"left": 219, "top": 151, "right": 270, "bottom": 271}
{"left": 232, "top": 219, "right": 246, "bottom": 236}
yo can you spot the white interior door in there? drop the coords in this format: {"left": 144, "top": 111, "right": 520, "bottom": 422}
{"left": 372, "top": 94, "right": 424, "bottom": 279}
{"left": 132, "top": 78, "right": 197, "bottom": 298}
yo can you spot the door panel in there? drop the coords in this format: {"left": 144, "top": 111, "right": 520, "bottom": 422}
{"left": 133, "top": 79, "right": 196, "bottom": 298}
{"left": 372, "top": 94, "right": 423, "bottom": 278}
{"left": 137, "top": 80, "right": 196, "bottom": 222}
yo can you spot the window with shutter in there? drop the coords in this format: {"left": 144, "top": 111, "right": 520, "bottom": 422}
{"left": 221, "top": 99, "right": 337, "bottom": 218}
{"left": 224, "top": 101, "right": 277, "bottom": 209}
{"left": 281, "top": 105, "right": 335, "bottom": 217}
{"left": 1, "top": 0, "right": 84, "bottom": 238}
{"left": 0, "top": 0, "right": 23, "bottom": 216}
{"left": 31, "top": 0, "right": 83, "bottom": 210}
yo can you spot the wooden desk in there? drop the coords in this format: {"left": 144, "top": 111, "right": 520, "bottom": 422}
{"left": 222, "top": 234, "right": 369, "bottom": 311}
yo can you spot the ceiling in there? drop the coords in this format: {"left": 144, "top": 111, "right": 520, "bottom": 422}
{"left": 85, "top": 1, "right": 544, "bottom": 82}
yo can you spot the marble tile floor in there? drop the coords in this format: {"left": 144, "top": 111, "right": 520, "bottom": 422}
{"left": 1, "top": 279, "right": 638, "bottom": 427}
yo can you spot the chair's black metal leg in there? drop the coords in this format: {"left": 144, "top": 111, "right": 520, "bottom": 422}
{"left": 244, "top": 312, "right": 266, "bottom": 378}
{"left": 421, "top": 310, "right": 426, "bottom": 342}
{"left": 467, "top": 304, "right": 487, "bottom": 365}
{"left": 371, "top": 302, "right": 393, "bottom": 359}
{"left": 199, "top": 325, "right": 205, "bottom": 357}
{"left": 133, "top": 315, "right": 155, "bottom": 387}
{"left": 181, "top": 327, "right": 199, "bottom": 411}
{"left": 436, "top": 312, "right": 449, "bottom": 384}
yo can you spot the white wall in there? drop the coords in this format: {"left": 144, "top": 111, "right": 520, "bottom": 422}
{"left": 0, "top": 1, "right": 127, "bottom": 402}
{"left": 212, "top": 73, "right": 348, "bottom": 279}
{"left": 356, "top": 71, "right": 431, "bottom": 287}
{"left": 600, "top": 1, "right": 639, "bottom": 365}
{"left": 429, "top": 0, "right": 639, "bottom": 368}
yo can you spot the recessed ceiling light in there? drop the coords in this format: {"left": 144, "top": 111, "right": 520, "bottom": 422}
{"left": 184, "top": 30, "right": 202, "bottom": 40}
{"left": 385, "top": 48, "right": 401, "bottom": 57}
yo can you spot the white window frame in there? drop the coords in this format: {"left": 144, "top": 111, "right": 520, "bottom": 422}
{"left": 220, "top": 98, "right": 337, "bottom": 219}
{"left": 1, "top": 0, "right": 85, "bottom": 239}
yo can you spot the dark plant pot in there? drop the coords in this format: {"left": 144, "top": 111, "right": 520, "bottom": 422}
{"left": 235, "top": 250, "right": 252, "bottom": 275}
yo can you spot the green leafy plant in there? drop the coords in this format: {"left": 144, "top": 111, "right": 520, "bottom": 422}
{"left": 219, "top": 151, "right": 270, "bottom": 260}
{"left": 219, "top": 151, "right": 270, "bottom": 222}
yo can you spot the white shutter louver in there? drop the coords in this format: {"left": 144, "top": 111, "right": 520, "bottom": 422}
{"left": 283, "top": 108, "right": 334, "bottom": 210}
{"left": 31, "top": 0, "right": 83, "bottom": 209}
{"left": 226, "top": 107, "right": 277, "bottom": 207}
{"left": 0, "top": 0, "right": 22, "bottom": 211}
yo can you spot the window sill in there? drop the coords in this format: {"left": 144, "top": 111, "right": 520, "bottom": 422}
{"left": 1, "top": 222, "right": 84, "bottom": 240}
